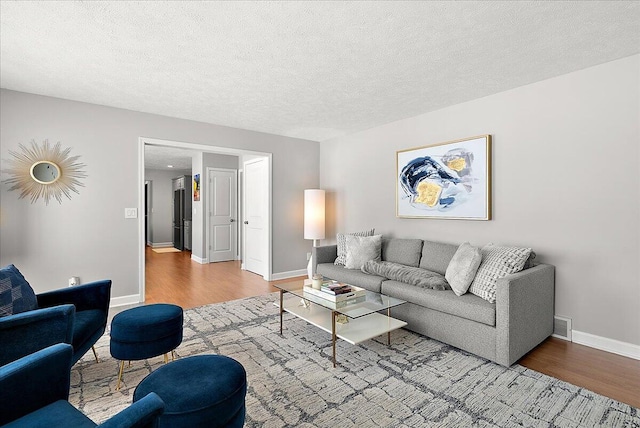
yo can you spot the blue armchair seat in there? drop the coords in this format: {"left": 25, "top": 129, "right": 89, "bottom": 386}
{"left": 0, "top": 264, "right": 111, "bottom": 366}
{"left": 0, "top": 343, "right": 165, "bottom": 428}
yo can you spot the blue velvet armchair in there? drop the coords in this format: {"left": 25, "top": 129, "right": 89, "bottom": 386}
{"left": 0, "top": 264, "right": 111, "bottom": 366}
{"left": 0, "top": 343, "right": 165, "bottom": 427}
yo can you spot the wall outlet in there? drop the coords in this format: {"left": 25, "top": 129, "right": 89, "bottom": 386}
{"left": 68, "top": 277, "right": 80, "bottom": 287}
{"left": 124, "top": 208, "right": 137, "bottom": 218}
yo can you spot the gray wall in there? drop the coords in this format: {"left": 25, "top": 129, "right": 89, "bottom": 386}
{"left": 0, "top": 89, "right": 319, "bottom": 298}
{"left": 320, "top": 55, "right": 640, "bottom": 346}
{"left": 144, "top": 168, "right": 191, "bottom": 246}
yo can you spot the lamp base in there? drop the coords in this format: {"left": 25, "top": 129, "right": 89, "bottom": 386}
{"left": 307, "top": 255, "right": 313, "bottom": 280}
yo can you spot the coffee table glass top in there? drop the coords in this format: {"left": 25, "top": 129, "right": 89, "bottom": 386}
{"left": 274, "top": 279, "right": 406, "bottom": 319}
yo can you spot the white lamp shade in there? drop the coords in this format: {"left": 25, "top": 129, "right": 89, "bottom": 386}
{"left": 304, "top": 189, "right": 325, "bottom": 240}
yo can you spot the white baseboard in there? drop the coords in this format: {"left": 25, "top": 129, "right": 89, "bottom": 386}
{"left": 572, "top": 330, "right": 640, "bottom": 361}
{"left": 270, "top": 269, "right": 307, "bottom": 280}
{"left": 110, "top": 294, "right": 141, "bottom": 308}
{"left": 151, "top": 242, "right": 173, "bottom": 248}
{"left": 191, "top": 254, "right": 207, "bottom": 264}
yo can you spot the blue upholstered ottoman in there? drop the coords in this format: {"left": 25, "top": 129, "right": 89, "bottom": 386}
{"left": 110, "top": 303, "right": 183, "bottom": 390}
{"left": 133, "top": 355, "right": 247, "bottom": 428}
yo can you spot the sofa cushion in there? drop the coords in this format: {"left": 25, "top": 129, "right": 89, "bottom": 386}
{"left": 0, "top": 265, "right": 38, "bottom": 317}
{"left": 316, "top": 263, "right": 384, "bottom": 293}
{"left": 419, "top": 241, "right": 459, "bottom": 275}
{"left": 72, "top": 309, "right": 106, "bottom": 350}
{"left": 381, "top": 238, "right": 423, "bottom": 267}
{"left": 344, "top": 235, "right": 382, "bottom": 269}
{"left": 469, "top": 244, "right": 532, "bottom": 303}
{"left": 334, "top": 228, "right": 375, "bottom": 266}
{"left": 382, "top": 280, "right": 496, "bottom": 326}
{"left": 3, "top": 400, "right": 96, "bottom": 428}
{"left": 362, "top": 261, "right": 450, "bottom": 290}
{"left": 445, "top": 243, "right": 482, "bottom": 296}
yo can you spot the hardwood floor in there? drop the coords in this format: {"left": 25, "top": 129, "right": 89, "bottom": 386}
{"left": 144, "top": 246, "right": 640, "bottom": 408}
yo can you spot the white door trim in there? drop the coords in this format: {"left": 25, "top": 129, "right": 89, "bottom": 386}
{"left": 206, "top": 167, "right": 238, "bottom": 263}
{"left": 138, "top": 137, "right": 273, "bottom": 303}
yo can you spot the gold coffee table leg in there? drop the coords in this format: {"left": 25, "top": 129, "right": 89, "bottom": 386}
{"left": 388, "top": 308, "right": 391, "bottom": 345}
{"left": 279, "top": 290, "right": 284, "bottom": 334}
{"left": 332, "top": 310, "right": 337, "bottom": 368}
{"left": 91, "top": 345, "right": 99, "bottom": 363}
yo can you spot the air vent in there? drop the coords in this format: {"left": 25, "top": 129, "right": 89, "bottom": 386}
{"left": 553, "top": 316, "right": 572, "bottom": 341}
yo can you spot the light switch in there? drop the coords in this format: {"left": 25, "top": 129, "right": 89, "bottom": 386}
{"left": 125, "top": 208, "right": 138, "bottom": 218}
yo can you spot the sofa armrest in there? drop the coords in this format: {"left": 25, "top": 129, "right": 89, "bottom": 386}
{"left": 0, "top": 304, "right": 75, "bottom": 366}
{"left": 0, "top": 343, "right": 73, "bottom": 425}
{"left": 37, "top": 279, "right": 111, "bottom": 313}
{"left": 98, "top": 392, "right": 165, "bottom": 428}
{"left": 495, "top": 263, "right": 555, "bottom": 366}
{"left": 314, "top": 245, "right": 337, "bottom": 273}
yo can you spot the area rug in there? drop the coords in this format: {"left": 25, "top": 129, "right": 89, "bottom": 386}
{"left": 70, "top": 294, "right": 639, "bottom": 427}
{"left": 151, "top": 247, "right": 181, "bottom": 253}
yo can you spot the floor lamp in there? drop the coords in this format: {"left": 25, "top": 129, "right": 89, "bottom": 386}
{"left": 304, "top": 189, "right": 325, "bottom": 279}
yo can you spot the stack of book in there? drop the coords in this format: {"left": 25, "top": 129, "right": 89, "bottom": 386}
{"left": 304, "top": 280, "right": 366, "bottom": 302}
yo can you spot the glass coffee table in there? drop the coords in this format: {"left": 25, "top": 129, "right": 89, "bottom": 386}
{"left": 274, "top": 279, "right": 407, "bottom": 367}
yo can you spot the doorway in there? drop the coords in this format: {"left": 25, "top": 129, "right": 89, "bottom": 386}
{"left": 138, "top": 137, "right": 273, "bottom": 303}
{"left": 207, "top": 168, "right": 238, "bottom": 263}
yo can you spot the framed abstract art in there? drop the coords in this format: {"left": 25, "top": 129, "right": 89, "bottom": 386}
{"left": 396, "top": 135, "right": 491, "bottom": 220}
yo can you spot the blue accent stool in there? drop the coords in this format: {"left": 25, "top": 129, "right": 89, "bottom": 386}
{"left": 110, "top": 304, "right": 183, "bottom": 361}
{"left": 133, "top": 355, "right": 247, "bottom": 428}
{"left": 0, "top": 344, "right": 165, "bottom": 428}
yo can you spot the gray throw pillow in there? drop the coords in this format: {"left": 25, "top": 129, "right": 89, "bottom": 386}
{"left": 445, "top": 242, "right": 482, "bottom": 296}
{"left": 334, "top": 228, "right": 375, "bottom": 266}
{"left": 344, "top": 234, "right": 382, "bottom": 269}
{"left": 469, "top": 244, "right": 532, "bottom": 303}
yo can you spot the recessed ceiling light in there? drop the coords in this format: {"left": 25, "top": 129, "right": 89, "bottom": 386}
{"left": 167, "top": 165, "right": 174, "bottom": 168}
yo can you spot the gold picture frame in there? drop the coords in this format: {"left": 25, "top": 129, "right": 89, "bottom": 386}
{"left": 396, "top": 135, "right": 491, "bottom": 220}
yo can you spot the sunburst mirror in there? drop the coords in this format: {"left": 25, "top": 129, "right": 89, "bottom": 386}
{"left": 3, "top": 139, "right": 87, "bottom": 204}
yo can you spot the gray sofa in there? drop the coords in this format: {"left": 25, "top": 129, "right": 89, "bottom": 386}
{"left": 314, "top": 238, "right": 555, "bottom": 366}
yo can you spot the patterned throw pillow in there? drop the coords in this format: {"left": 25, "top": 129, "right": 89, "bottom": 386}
{"left": 334, "top": 228, "right": 375, "bottom": 266}
{"left": 0, "top": 264, "right": 38, "bottom": 317}
{"left": 344, "top": 234, "right": 382, "bottom": 270}
{"left": 468, "top": 245, "right": 532, "bottom": 303}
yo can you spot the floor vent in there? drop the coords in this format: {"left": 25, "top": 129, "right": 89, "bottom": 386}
{"left": 552, "top": 316, "right": 572, "bottom": 341}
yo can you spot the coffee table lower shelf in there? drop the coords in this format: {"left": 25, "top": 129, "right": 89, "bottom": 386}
{"left": 276, "top": 294, "right": 407, "bottom": 368}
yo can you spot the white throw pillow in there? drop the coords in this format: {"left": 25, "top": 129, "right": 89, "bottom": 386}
{"left": 334, "top": 228, "right": 375, "bottom": 266}
{"left": 344, "top": 234, "right": 382, "bottom": 270}
{"left": 445, "top": 242, "right": 482, "bottom": 296}
{"left": 469, "top": 244, "right": 532, "bottom": 303}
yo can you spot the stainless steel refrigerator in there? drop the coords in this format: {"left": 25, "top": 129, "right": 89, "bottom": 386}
{"left": 172, "top": 175, "right": 192, "bottom": 250}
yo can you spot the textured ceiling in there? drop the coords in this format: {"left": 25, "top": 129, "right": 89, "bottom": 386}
{"left": 1, "top": 1, "right": 639, "bottom": 142}
{"left": 144, "top": 145, "right": 198, "bottom": 171}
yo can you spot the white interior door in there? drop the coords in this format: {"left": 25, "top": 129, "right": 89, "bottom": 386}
{"left": 208, "top": 168, "right": 237, "bottom": 263}
{"left": 243, "top": 158, "right": 267, "bottom": 276}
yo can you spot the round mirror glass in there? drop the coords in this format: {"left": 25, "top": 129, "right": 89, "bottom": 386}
{"left": 30, "top": 161, "right": 61, "bottom": 184}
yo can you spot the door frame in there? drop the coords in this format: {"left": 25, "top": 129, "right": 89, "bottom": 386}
{"left": 206, "top": 167, "right": 238, "bottom": 263}
{"left": 138, "top": 137, "right": 273, "bottom": 303}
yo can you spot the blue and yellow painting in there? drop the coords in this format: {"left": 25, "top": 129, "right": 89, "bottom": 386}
{"left": 397, "top": 136, "right": 490, "bottom": 219}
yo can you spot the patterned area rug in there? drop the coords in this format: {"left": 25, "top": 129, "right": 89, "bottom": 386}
{"left": 70, "top": 294, "right": 639, "bottom": 427}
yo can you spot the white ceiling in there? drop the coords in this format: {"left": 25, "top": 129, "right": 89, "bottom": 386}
{"left": 144, "top": 145, "right": 200, "bottom": 171}
{"left": 1, "top": 1, "right": 639, "bottom": 145}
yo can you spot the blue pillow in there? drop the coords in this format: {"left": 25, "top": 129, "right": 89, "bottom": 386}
{"left": 0, "top": 265, "right": 38, "bottom": 317}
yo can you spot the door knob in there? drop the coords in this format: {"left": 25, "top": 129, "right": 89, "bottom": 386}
{"left": 244, "top": 221, "right": 249, "bottom": 224}
{"left": 230, "top": 219, "right": 235, "bottom": 223}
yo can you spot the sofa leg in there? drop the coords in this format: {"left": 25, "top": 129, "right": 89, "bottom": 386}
{"left": 116, "top": 361, "right": 125, "bottom": 391}
{"left": 91, "top": 346, "right": 99, "bottom": 363}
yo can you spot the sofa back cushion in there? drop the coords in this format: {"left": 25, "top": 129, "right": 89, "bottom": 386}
{"left": 0, "top": 264, "right": 38, "bottom": 317}
{"left": 419, "top": 240, "right": 459, "bottom": 275}
{"left": 381, "top": 238, "right": 423, "bottom": 267}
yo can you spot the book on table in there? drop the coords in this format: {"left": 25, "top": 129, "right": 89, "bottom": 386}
{"left": 303, "top": 282, "right": 366, "bottom": 302}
